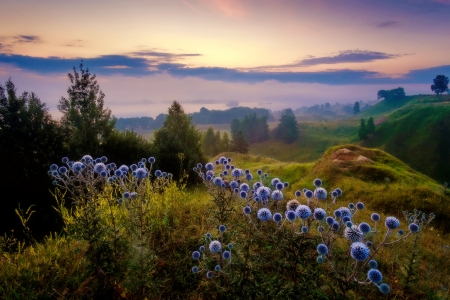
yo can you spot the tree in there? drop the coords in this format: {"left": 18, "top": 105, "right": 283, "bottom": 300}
{"left": 353, "top": 102, "right": 360, "bottom": 114}
{"left": 230, "top": 130, "right": 249, "bottom": 154}
{"left": 230, "top": 118, "right": 241, "bottom": 138}
{"left": 273, "top": 114, "right": 298, "bottom": 143}
{"left": 152, "top": 101, "right": 206, "bottom": 183}
{"left": 358, "top": 118, "right": 367, "bottom": 140}
{"left": 220, "top": 132, "right": 230, "bottom": 152}
{"left": 366, "top": 117, "right": 375, "bottom": 134}
{"left": 431, "top": 75, "right": 449, "bottom": 95}
{"left": 58, "top": 61, "right": 116, "bottom": 157}
{"left": 377, "top": 87, "right": 405, "bottom": 100}
{"left": 202, "top": 127, "right": 217, "bottom": 156}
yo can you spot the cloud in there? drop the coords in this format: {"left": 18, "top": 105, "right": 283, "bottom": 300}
{"left": 294, "top": 50, "right": 402, "bottom": 66}
{"left": 375, "top": 21, "right": 400, "bottom": 28}
{"left": 131, "top": 50, "right": 202, "bottom": 61}
{"left": 14, "top": 35, "right": 43, "bottom": 44}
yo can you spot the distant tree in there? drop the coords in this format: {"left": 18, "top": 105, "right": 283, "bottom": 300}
{"left": 358, "top": 118, "right": 367, "bottom": 140}
{"left": 377, "top": 87, "right": 405, "bottom": 100}
{"left": 58, "top": 61, "right": 116, "bottom": 157}
{"left": 239, "top": 113, "right": 269, "bottom": 143}
{"left": 273, "top": 114, "right": 298, "bottom": 144}
{"left": 220, "top": 132, "right": 230, "bottom": 152}
{"left": 341, "top": 105, "right": 353, "bottom": 115}
{"left": 353, "top": 102, "right": 360, "bottom": 114}
{"left": 231, "top": 118, "right": 241, "bottom": 138}
{"left": 100, "top": 130, "right": 153, "bottom": 165}
{"left": 366, "top": 117, "right": 375, "bottom": 134}
{"left": 431, "top": 75, "right": 449, "bottom": 95}
{"left": 325, "top": 103, "right": 331, "bottom": 110}
{"left": 202, "top": 127, "right": 216, "bottom": 157}
{"left": 281, "top": 108, "right": 295, "bottom": 117}
{"left": 230, "top": 130, "right": 249, "bottom": 154}
{"left": 152, "top": 101, "right": 206, "bottom": 183}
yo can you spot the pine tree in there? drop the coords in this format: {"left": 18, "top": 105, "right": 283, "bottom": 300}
{"left": 358, "top": 118, "right": 367, "bottom": 140}
{"left": 220, "top": 132, "right": 230, "bottom": 152}
{"left": 202, "top": 127, "right": 216, "bottom": 156}
{"left": 230, "top": 130, "right": 249, "bottom": 154}
{"left": 366, "top": 117, "right": 375, "bottom": 134}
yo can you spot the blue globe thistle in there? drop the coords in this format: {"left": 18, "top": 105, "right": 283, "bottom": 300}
{"left": 206, "top": 170, "right": 214, "bottom": 177}
{"left": 314, "top": 188, "right": 327, "bottom": 200}
{"left": 245, "top": 173, "right": 253, "bottom": 181}
{"left": 314, "top": 208, "right": 326, "bottom": 221}
{"left": 205, "top": 162, "right": 214, "bottom": 170}
{"left": 51, "top": 170, "right": 58, "bottom": 177}
{"left": 385, "top": 216, "right": 400, "bottom": 230}
{"left": 295, "top": 205, "right": 312, "bottom": 219}
{"left": 134, "top": 168, "right": 148, "bottom": 179}
{"left": 264, "top": 173, "right": 268, "bottom": 177}
{"left": 273, "top": 213, "right": 283, "bottom": 223}
{"left": 130, "top": 164, "right": 138, "bottom": 171}
{"left": 219, "top": 156, "right": 227, "bottom": 164}
{"left": 286, "top": 210, "right": 297, "bottom": 222}
{"left": 215, "top": 160, "right": 220, "bottom": 165}
{"left": 222, "top": 251, "right": 231, "bottom": 259}
{"left": 221, "top": 183, "right": 226, "bottom": 188}
{"left": 213, "top": 177, "right": 223, "bottom": 186}
{"left": 295, "top": 190, "right": 302, "bottom": 197}
{"left": 368, "top": 260, "right": 378, "bottom": 269}
{"left": 199, "top": 245, "right": 205, "bottom": 252}
{"left": 100, "top": 170, "right": 108, "bottom": 178}
{"left": 196, "top": 163, "right": 202, "bottom": 169}
{"left": 82, "top": 164, "right": 87, "bottom": 170}
{"left": 276, "top": 182, "right": 284, "bottom": 190}
{"left": 379, "top": 283, "right": 390, "bottom": 294}
{"left": 154, "top": 170, "right": 162, "bottom": 177}
{"left": 342, "top": 216, "right": 351, "bottom": 223}
{"left": 398, "top": 229, "right": 405, "bottom": 236}
{"left": 240, "top": 183, "right": 250, "bottom": 192}
{"left": 234, "top": 188, "right": 239, "bottom": 193}
{"left": 368, "top": 269, "right": 383, "bottom": 284}
{"left": 348, "top": 203, "right": 355, "bottom": 210}
{"left": 229, "top": 181, "right": 238, "bottom": 189}
{"left": 81, "top": 155, "right": 93, "bottom": 164}
{"left": 148, "top": 157, "right": 155, "bottom": 164}
{"left": 256, "top": 186, "right": 271, "bottom": 201}
{"left": 215, "top": 265, "right": 221, "bottom": 272}
{"left": 192, "top": 251, "right": 201, "bottom": 260}
{"left": 228, "top": 243, "right": 233, "bottom": 249}
{"left": 162, "top": 172, "right": 167, "bottom": 177}
{"left": 225, "top": 164, "right": 231, "bottom": 170}
{"left": 345, "top": 221, "right": 353, "bottom": 228}
{"left": 331, "top": 190, "right": 338, "bottom": 198}
{"left": 283, "top": 182, "right": 289, "bottom": 188}
{"left": 68, "top": 161, "right": 74, "bottom": 168}
{"left": 313, "top": 178, "right": 322, "bottom": 187}
{"left": 271, "top": 178, "right": 280, "bottom": 187}
{"left": 117, "top": 198, "right": 123, "bottom": 204}
{"left": 409, "top": 223, "right": 420, "bottom": 233}
{"left": 223, "top": 160, "right": 228, "bottom": 166}
{"left": 366, "top": 241, "right": 373, "bottom": 247}
{"left": 192, "top": 266, "right": 198, "bottom": 273}
{"left": 72, "top": 162, "right": 83, "bottom": 173}
{"left": 334, "top": 209, "right": 342, "bottom": 218}
{"left": 317, "top": 256, "right": 324, "bottom": 264}
{"left": 231, "top": 168, "right": 243, "bottom": 177}
{"left": 358, "top": 222, "right": 371, "bottom": 234}
{"left": 219, "top": 225, "right": 226, "bottom": 232}
{"left": 52, "top": 180, "right": 58, "bottom": 185}
{"left": 206, "top": 175, "right": 212, "bottom": 181}
{"left": 317, "top": 244, "right": 328, "bottom": 255}
{"left": 304, "top": 190, "right": 313, "bottom": 199}
{"left": 47, "top": 170, "right": 52, "bottom": 175}
{"left": 130, "top": 192, "right": 137, "bottom": 199}
{"left": 227, "top": 158, "right": 232, "bottom": 162}
{"left": 271, "top": 190, "right": 283, "bottom": 201}
{"left": 206, "top": 232, "right": 211, "bottom": 238}
{"left": 108, "top": 177, "right": 114, "bottom": 183}
{"left": 350, "top": 242, "right": 370, "bottom": 261}
{"left": 301, "top": 226, "right": 308, "bottom": 233}
{"left": 50, "top": 164, "right": 58, "bottom": 171}
{"left": 62, "top": 157, "right": 69, "bottom": 163}
{"left": 326, "top": 216, "right": 335, "bottom": 226}
{"left": 240, "top": 191, "right": 247, "bottom": 198}
{"left": 286, "top": 200, "right": 300, "bottom": 211}
{"left": 207, "top": 271, "right": 213, "bottom": 279}
{"left": 100, "top": 156, "right": 107, "bottom": 163}
{"left": 253, "top": 182, "right": 262, "bottom": 190}
{"left": 356, "top": 202, "right": 365, "bottom": 210}
{"left": 119, "top": 165, "right": 129, "bottom": 173}
{"left": 109, "top": 163, "right": 117, "bottom": 169}
{"left": 222, "top": 170, "right": 229, "bottom": 176}
{"left": 253, "top": 196, "right": 261, "bottom": 202}
{"left": 243, "top": 206, "right": 251, "bottom": 214}
{"left": 123, "top": 192, "right": 130, "bottom": 199}
{"left": 58, "top": 166, "right": 67, "bottom": 174}
{"left": 94, "top": 158, "right": 101, "bottom": 164}
{"left": 334, "top": 188, "right": 342, "bottom": 196}
{"left": 345, "top": 226, "right": 364, "bottom": 243}
{"left": 339, "top": 207, "right": 352, "bottom": 218}
{"left": 257, "top": 208, "right": 272, "bottom": 221}
{"left": 331, "top": 221, "right": 340, "bottom": 231}
{"left": 371, "top": 213, "right": 380, "bottom": 222}
{"left": 257, "top": 169, "right": 263, "bottom": 175}
{"left": 209, "top": 241, "right": 222, "bottom": 253}
{"left": 318, "top": 226, "right": 325, "bottom": 232}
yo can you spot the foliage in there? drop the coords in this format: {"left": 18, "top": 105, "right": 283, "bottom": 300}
{"left": 0, "top": 79, "right": 66, "bottom": 239}
{"left": 115, "top": 114, "right": 166, "bottom": 131}
{"left": 231, "top": 113, "right": 269, "bottom": 143}
{"left": 58, "top": 61, "right": 116, "bottom": 157}
{"left": 366, "top": 117, "right": 375, "bottom": 134}
{"left": 202, "top": 127, "right": 230, "bottom": 157}
{"left": 358, "top": 118, "right": 367, "bottom": 140}
{"left": 152, "top": 101, "right": 206, "bottom": 183}
{"left": 377, "top": 87, "right": 406, "bottom": 100}
{"left": 273, "top": 114, "right": 298, "bottom": 144}
{"left": 230, "top": 130, "right": 249, "bottom": 154}
{"left": 353, "top": 101, "right": 360, "bottom": 114}
{"left": 191, "top": 106, "right": 275, "bottom": 124}
{"left": 431, "top": 74, "right": 449, "bottom": 95}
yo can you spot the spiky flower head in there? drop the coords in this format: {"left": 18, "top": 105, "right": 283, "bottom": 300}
{"left": 215, "top": 265, "right": 221, "bottom": 272}
{"left": 367, "top": 269, "right": 383, "bottom": 284}
{"left": 240, "top": 191, "right": 247, "bottom": 199}
{"left": 358, "top": 222, "right": 371, "bottom": 234}
{"left": 72, "top": 162, "right": 83, "bottom": 173}
{"left": 134, "top": 168, "right": 148, "bottom": 179}
{"left": 317, "top": 244, "right": 328, "bottom": 255}
{"left": 334, "top": 209, "right": 342, "bottom": 218}
{"left": 276, "top": 182, "right": 284, "bottom": 191}
{"left": 257, "top": 208, "right": 272, "bottom": 221}
{"left": 379, "top": 283, "right": 390, "bottom": 294}
{"left": 100, "top": 171, "right": 108, "bottom": 178}
{"left": 371, "top": 213, "right": 380, "bottom": 222}
{"left": 348, "top": 203, "right": 355, "bottom": 210}
{"left": 192, "top": 266, "right": 198, "bottom": 273}
{"left": 314, "top": 208, "right": 326, "bottom": 221}
{"left": 62, "top": 157, "right": 69, "bottom": 163}
{"left": 345, "top": 221, "right": 353, "bottom": 228}
{"left": 231, "top": 168, "right": 243, "bottom": 177}
{"left": 271, "top": 190, "right": 283, "bottom": 201}
{"left": 58, "top": 166, "right": 67, "bottom": 174}
{"left": 123, "top": 192, "right": 130, "bottom": 199}
{"left": 222, "top": 251, "right": 231, "bottom": 259}
{"left": 313, "top": 178, "right": 322, "bottom": 187}
{"left": 50, "top": 164, "right": 58, "bottom": 171}
{"left": 331, "top": 190, "right": 338, "bottom": 198}
{"left": 199, "top": 245, "right": 205, "bottom": 252}
{"left": 227, "top": 158, "right": 232, "bottom": 162}
{"left": 240, "top": 183, "right": 250, "bottom": 192}
{"left": 317, "top": 256, "right": 324, "bottom": 264}
{"left": 207, "top": 271, "right": 213, "bottom": 279}
{"left": 273, "top": 213, "right": 282, "bottom": 223}
{"left": 301, "top": 226, "right": 308, "bottom": 233}
{"left": 245, "top": 173, "right": 253, "bottom": 181}
{"left": 286, "top": 210, "right": 296, "bottom": 221}
{"left": 243, "top": 206, "right": 251, "bottom": 214}
{"left": 342, "top": 216, "right": 351, "bottom": 223}
{"left": 385, "top": 216, "right": 400, "bottom": 230}
{"left": 295, "top": 205, "right": 312, "bottom": 219}
{"left": 229, "top": 181, "right": 238, "bottom": 189}
{"left": 326, "top": 216, "right": 335, "bottom": 226}
{"left": 295, "top": 190, "right": 302, "bottom": 197}
{"left": 350, "top": 242, "right": 370, "bottom": 261}
{"left": 209, "top": 241, "right": 222, "bottom": 253}
{"left": 356, "top": 202, "right": 365, "bottom": 210}
{"left": 130, "top": 164, "right": 138, "bottom": 171}
{"left": 219, "top": 225, "right": 226, "bottom": 232}
{"left": 338, "top": 207, "right": 352, "bottom": 218}
{"left": 334, "top": 188, "right": 342, "bottom": 196}
{"left": 368, "top": 260, "right": 378, "bottom": 269}
{"left": 331, "top": 221, "right": 340, "bottom": 231}
{"left": 192, "top": 251, "right": 201, "bottom": 260}
{"left": 119, "top": 165, "right": 129, "bottom": 173}
{"left": 256, "top": 186, "right": 271, "bottom": 201}
{"left": 206, "top": 232, "right": 211, "bottom": 238}
{"left": 304, "top": 190, "right": 313, "bottom": 199}
{"left": 257, "top": 169, "right": 262, "bottom": 175}
{"left": 286, "top": 199, "right": 300, "bottom": 211}
{"left": 314, "top": 187, "right": 327, "bottom": 200}
{"left": 81, "top": 155, "right": 93, "bottom": 164}
{"left": 366, "top": 241, "right": 373, "bottom": 247}
{"left": 409, "top": 223, "right": 420, "bottom": 233}
{"left": 345, "top": 226, "right": 364, "bottom": 243}
{"left": 205, "top": 162, "right": 214, "bottom": 170}
{"left": 271, "top": 178, "right": 280, "bottom": 187}
{"left": 213, "top": 177, "right": 223, "bottom": 186}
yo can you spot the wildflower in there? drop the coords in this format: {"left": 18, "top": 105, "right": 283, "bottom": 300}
{"left": 317, "top": 256, "right": 324, "bottom": 264}
{"left": 338, "top": 207, "right": 352, "bottom": 218}
{"left": 209, "top": 241, "right": 222, "bottom": 253}
{"left": 100, "top": 171, "right": 108, "bottom": 178}
{"left": 123, "top": 192, "right": 130, "bottom": 199}
{"left": 231, "top": 168, "right": 243, "bottom": 177}
{"left": 314, "top": 187, "right": 327, "bottom": 200}
{"left": 256, "top": 186, "right": 271, "bottom": 201}
{"left": 273, "top": 213, "right": 282, "bottom": 223}
{"left": 313, "top": 178, "right": 322, "bottom": 187}
{"left": 253, "top": 182, "right": 261, "bottom": 190}
{"left": 286, "top": 199, "right": 300, "bottom": 211}
{"left": 331, "top": 190, "right": 338, "bottom": 198}
{"left": 271, "top": 178, "right": 280, "bottom": 186}
{"left": 215, "top": 265, "right": 221, "bottom": 271}
{"left": 219, "top": 156, "right": 227, "bottom": 164}
{"left": 385, "top": 216, "right": 400, "bottom": 230}
{"left": 114, "top": 170, "right": 122, "bottom": 177}
{"left": 348, "top": 203, "right": 355, "bottom": 210}
{"left": 58, "top": 166, "right": 67, "bottom": 174}
{"left": 257, "top": 169, "right": 262, "bottom": 175}
{"left": 206, "top": 232, "right": 211, "bottom": 238}
{"left": 314, "top": 208, "right": 326, "bottom": 221}
{"left": 304, "top": 190, "right": 313, "bottom": 199}
{"left": 301, "top": 226, "right": 308, "bottom": 233}
{"left": 331, "top": 221, "right": 340, "bottom": 231}
{"left": 134, "top": 168, "right": 148, "bottom": 179}
{"left": 222, "top": 251, "right": 231, "bottom": 259}
{"left": 271, "top": 190, "right": 283, "bottom": 201}
{"left": 409, "top": 223, "right": 420, "bottom": 233}
{"left": 199, "top": 246, "right": 205, "bottom": 252}
{"left": 72, "top": 162, "right": 83, "bottom": 173}
{"left": 379, "top": 283, "right": 390, "bottom": 294}
{"left": 81, "top": 155, "right": 93, "bottom": 164}
{"left": 192, "top": 251, "right": 201, "bottom": 260}
{"left": 334, "top": 210, "right": 342, "bottom": 218}
{"left": 358, "top": 222, "right": 371, "bottom": 234}
{"left": 192, "top": 266, "right": 198, "bottom": 273}
{"left": 286, "top": 211, "right": 296, "bottom": 222}
{"left": 119, "top": 165, "right": 129, "bottom": 173}
{"left": 350, "top": 242, "right": 370, "bottom": 261}
{"left": 295, "top": 205, "right": 312, "bottom": 219}
{"left": 257, "top": 208, "right": 272, "bottom": 221}
{"left": 130, "top": 164, "right": 138, "bottom": 171}
{"left": 213, "top": 177, "right": 223, "bottom": 186}
{"left": 62, "top": 157, "right": 69, "bottom": 163}
{"left": 342, "top": 216, "right": 351, "bottom": 223}
{"left": 334, "top": 188, "right": 342, "bottom": 196}
{"left": 371, "top": 213, "right": 380, "bottom": 222}
{"left": 205, "top": 162, "right": 214, "bottom": 170}
{"left": 345, "top": 226, "right": 364, "bottom": 243}
{"left": 240, "top": 191, "right": 247, "bottom": 199}
{"left": 276, "top": 182, "right": 284, "bottom": 191}
{"left": 318, "top": 226, "right": 324, "bottom": 232}
{"left": 240, "top": 183, "right": 250, "bottom": 192}
{"left": 326, "top": 216, "right": 335, "bottom": 226}
{"left": 356, "top": 202, "right": 365, "bottom": 210}
{"left": 245, "top": 173, "right": 253, "bottom": 181}
{"left": 366, "top": 241, "right": 373, "bottom": 247}
{"left": 219, "top": 225, "right": 226, "bottom": 232}
{"left": 228, "top": 243, "right": 233, "bottom": 249}
{"left": 368, "top": 269, "right": 383, "bottom": 284}
{"left": 295, "top": 190, "right": 302, "bottom": 197}
{"left": 368, "top": 260, "right": 378, "bottom": 269}
{"left": 243, "top": 206, "right": 251, "bottom": 214}
{"left": 207, "top": 271, "right": 213, "bottom": 279}
{"left": 317, "top": 244, "right": 328, "bottom": 255}
{"left": 149, "top": 157, "right": 156, "bottom": 163}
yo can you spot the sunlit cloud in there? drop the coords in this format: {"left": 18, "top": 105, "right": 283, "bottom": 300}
{"left": 375, "top": 21, "right": 400, "bottom": 28}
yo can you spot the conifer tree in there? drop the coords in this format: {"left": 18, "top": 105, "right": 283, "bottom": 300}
{"left": 358, "top": 118, "right": 367, "bottom": 140}
{"left": 230, "top": 130, "right": 249, "bottom": 154}
{"left": 367, "top": 117, "right": 375, "bottom": 134}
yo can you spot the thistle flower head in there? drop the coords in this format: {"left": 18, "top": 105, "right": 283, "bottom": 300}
{"left": 148, "top": 157, "right": 155, "bottom": 164}
{"left": 207, "top": 271, "right": 213, "bottom": 279}
{"left": 371, "top": 213, "right": 380, "bottom": 222}
{"left": 81, "top": 155, "right": 93, "bottom": 164}
{"left": 245, "top": 173, "right": 253, "bottom": 181}
{"left": 295, "top": 190, "right": 302, "bottom": 197}
{"left": 199, "top": 245, "right": 205, "bottom": 252}
{"left": 379, "top": 283, "right": 390, "bottom": 294}
{"left": 253, "top": 182, "right": 261, "bottom": 190}
{"left": 331, "top": 191, "right": 338, "bottom": 198}
{"left": 338, "top": 207, "right": 352, "bottom": 218}
{"left": 273, "top": 213, "right": 282, "bottom": 223}
{"left": 257, "top": 169, "right": 262, "bottom": 175}
{"left": 344, "top": 226, "right": 364, "bottom": 243}
{"left": 334, "top": 209, "right": 342, "bottom": 218}
{"left": 317, "top": 256, "right": 324, "bottom": 264}
{"left": 114, "top": 170, "right": 123, "bottom": 177}
{"left": 231, "top": 168, "right": 243, "bottom": 177}
{"left": 348, "top": 203, "right": 355, "bottom": 210}
{"left": 366, "top": 241, "right": 373, "bottom": 247}
{"left": 409, "top": 223, "right": 420, "bottom": 233}
{"left": 314, "top": 208, "right": 326, "bottom": 221}
{"left": 257, "top": 208, "right": 272, "bottom": 221}
{"left": 229, "top": 181, "right": 238, "bottom": 189}
{"left": 213, "top": 177, "right": 223, "bottom": 186}
{"left": 256, "top": 186, "right": 271, "bottom": 201}
{"left": 209, "top": 241, "right": 222, "bottom": 253}
{"left": 192, "top": 251, "right": 201, "bottom": 260}
{"left": 318, "top": 226, "right": 324, "bottom": 232}
{"left": 350, "top": 242, "right": 370, "bottom": 261}
{"left": 271, "top": 178, "right": 280, "bottom": 187}
{"left": 385, "top": 216, "right": 400, "bottom": 230}
{"left": 62, "top": 157, "right": 69, "bottom": 163}
{"left": 314, "top": 187, "right": 327, "bottom": 200}
{"left": 276, "top": 182, "right": 284, "bottom": 191}
{"left": 222, "top": 250, "right": 231, "bottom": 259}
{"left": 367, "top": 269, "right": 383, "bottom": 284}
{"left": 243, "top": 206, "right": 251, "bottom": 214}
{"left": 286, "top": 210, "right": 296, "bottom": 222}
{"left": 368, "top": 260, "right": 378, "bottom": 269}
{"left": 219, "top": 156, "right": 227, "bottom": 164}
{"left": 215, "top": 265, "right": 221, "bottom": 272}
{"left": 58, "top": 166, "right": 67, "bottom": 174}
{"left": 295, "top": 205, "right": 312, "bottom": 219}
{"left": 301, "top": 226, "right": 308, "bottom": 233}
{"left": 119, "top": 165, "right": 129, "bottom": 173}
{"left": 358, "top": 222, "right": 371, "bottom": 234}
{"left": 334, "top": 188, "right": 342, "bottom": 197}
{"left": 134, "top": 168, "right": 148, "bottom": 179}
{"left": 100, "top": 170, "right": 108, "bottom": 178}
{"left": 130, "top": 164, "right": 138, "bottom": 171}
{"left": 271, "top": 190, "right": 283, "bottom": 201}
{"left": 100, "top": 156, "right": 107, "bottom": 163}
{"left": 304, "top": 190, "right": 313, "bottom": 199}
{"left": 356, "top": 202, "right": 365, "bottom": 210}
{"left": 50, "top": 164, "right": 58, "bottom": 171}
{"left": 72, "top": 162, "right": 83, "bottom": 173}
{"left": 326, "top": 216, "right": 335, "bottom": 226}
{"left": 331, "top": 221, "right": 340, "bottom": 231}
{"left": 240, "top": 183, "right": 250, "bottom": 192}
{"left": 317, "top": 244, "right": 328, "bottom": 255}
{"left": 219, "top": 225, "right": 226, "bottom": 232}
{"left": 313, "top": 178, "right": 322, "bottom": 187}
{"left": 192, "top": 266, "right": 198, "bottom": 273}
{"left": 342, "top": 216, "right": 351, "bottom": 223}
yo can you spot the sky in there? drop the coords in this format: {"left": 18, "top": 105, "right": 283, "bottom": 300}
{"left": 1, "top": 0, "right": 450, "bottom": 118}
